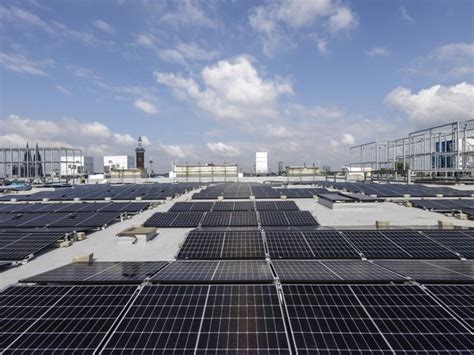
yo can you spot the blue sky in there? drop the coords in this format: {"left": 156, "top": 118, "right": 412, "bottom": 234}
{"left": 1, "top": 0, "right": 473, "bottom": 172}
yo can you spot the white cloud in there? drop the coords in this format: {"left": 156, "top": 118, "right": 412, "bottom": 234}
{"left": 341, "top": 133, "right": 355, "bottom": 145}
{"left": 135, "top": 34, "right": 155, "bottom": 48}
{"left": 0, "top": 52, "right": 53, "bottom": 76}
{"left": 155, "top": 56, "right": 293, "bottom": 120}
{"left": 0, "top": 115, "right": 143, "bottom": 155}
{"left": 0, "top": 5, "right": 97, "bottom": 44}
{"left": 249, "top": 0, "right": 358, "bottom": 55}
{"left": 367, "top": 47, "right": 390, "bottom": 57}
{"left": 404, "top": 42, "right": 474, "bottom": 81}
{"left": 385, "top": 82, "right": 474, "bottom": 125}
{"left": 207, "top": 142, "right": 240, "bottom": 157}
{"left": 161, "top": 0, "right": 216, "bottom": 28}
{"left": 161, "top": 144, "right": 186, "bottom": 159}
{"left": 56, "top": 85, "right": 72, "bottom": 96}
{"left": 133, "top": 99, "right": 159, "bottom": 115}
{"left": 286, "top": 103, "right": 344, "bottom": 119}
{"left": 93, "top": 19, "right": 115, "bottom": 34}
{"left": 400, "top": 6, "right": 413, "bottom": 22}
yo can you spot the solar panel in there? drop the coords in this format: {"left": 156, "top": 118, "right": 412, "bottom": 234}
{"left": 283, "top": 284, "right": 393, "bottom": 353}
{"left": 20, "top": 261, "right": 169, "bottom": 284}
{"left": 302, "top": 230, "right": 361, "bottom": 258}
{"left": 256, "top": 200, "right": 299, "bottom": 211}
{"left": 196, "top": 285, "right": 290, "bottom": 353}
{"left": 201, "top": 212, "right": 231, "bottom": 227}
{"left": 102, "top": 284, "right": 291, "bottom": 353}
{"left": 259, "top": 211, "right": 289, "bottom": 226}
{"left": 265, "top": 230, "right": 314, "bottom": 258}
{"left": 171, "top": 212, "right": 205, "bottom": 227}
{"left": 283, "top": 284, "right": 472, "bottom": 354}
{"left": 425, "top": 284, "right": 473, "bottom": 330}
{"left": 419, "top": 230, "right": 474, "bottom": 259}
{"left": 0, "top": 231, "right": 67, "bottom": 261}
{"left": 373, "top": 260, "right": 474, "bottom": 282}
{"left": 379, "top": 230, "right": 458, "bottom": 258}
{"left": 273, "top": 260, "right": 405, "bottom": 282}
{"left": 151, "top": 261, "right": 219, "bottom": 282}
{"left": 351, "top": 284, "right": 472, "bottom": 353}
{"left": 169, "top": 201, "right": 193, "bottom": 212}
{"left": 144, "top": 212, "right": 204, "bottom": 228}
{"left": 341, "top": 230, "right": 412, "bottom": 258}
{"left": 285, "top": 211, "right": 318, "bottom": 226}
{"left": 221, "top": 229, "right": 266, "bottom": 259}
{"left": 1, "top": 285, "right": 138, "bottom": 353}
{"left": 230, "top": 211, "right": 258, "bottom": 226}
{"left": 151, "top": 260, "right": 272, "bottom": 283}
{"left": 259, "top": 211, "right": 317, "bottom": 226}
{"left": 177, "top": 230, "right": 224, "bottom": 259}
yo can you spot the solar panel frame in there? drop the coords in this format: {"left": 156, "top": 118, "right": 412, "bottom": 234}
{"left": 265, "top": 230, "right": 315, "bottom": 259}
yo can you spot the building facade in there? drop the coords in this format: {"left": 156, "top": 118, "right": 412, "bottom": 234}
{"left": 103, "top": 155, "right": 135, "bottom": 171}
{"left": 255, "top": 152, "right": 268, "bottom": 174}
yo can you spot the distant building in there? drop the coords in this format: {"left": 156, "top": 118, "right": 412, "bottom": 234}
{"left": 255, "top": 152, "right": 268, "bottom": 174}
{"left": 170, "top": 163, "right": 238, "bottom": 178}
{"left": 286, "top": 165, "right": 320, "bottom": 176}
{"left": 135, "top": 136, "right": 145, "bottom": 171}
{"left": 278, "top": 161, "right": 284, "bottom": 175}
{"left": 103, "top": 155, "right": 135, "bottom": 172}
{"left": 60, "top": 156, "right": 94, "bottom": 176}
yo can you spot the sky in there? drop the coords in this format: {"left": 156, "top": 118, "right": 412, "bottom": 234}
{"left": 0, "top": 0, "right": 473, "bottom": 173}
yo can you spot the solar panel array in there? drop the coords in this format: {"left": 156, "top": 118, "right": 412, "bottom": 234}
{"left": 0, "top": 231, "right": 67, "bottom": 261}
{"left": 317, "top": 181, "right": 472, "bottom": 197}
{"left": 0, "top": 183, "right": 200, "bottom": 201}
{"left": 0, "top": 202, "right": 149, "bottom": 213}
{"left": 410, "top": 199, "right": 474, "bottom": 218}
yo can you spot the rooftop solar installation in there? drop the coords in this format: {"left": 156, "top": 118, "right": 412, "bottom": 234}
{"left": 259, "top": 211, "right": 318, "bottom": 226}
{"left": 419, "top": 230, "right": 474, "bottom": 259}
{"left": 283, "top": 284, "right": 472, "bottom": 354}
{"left": 255, "top": 200, "right": 299, "bottom": 211}
{"left": 265, "top": 230, "right": 315, "bottom": 258}
{"left": 177, "top": 229, "right": 266, "bottom": 259}
{"left": 101, "top": 284, "right": 291, "bottom": 353}
{"left": 0, "top": 231, "right": 67, "bottom": 261}
{"left": 151, "top": 260, "right": 273, "bottom": 283}
{"left": 1, "top": 285, "right": 138, "bottom": 353}
{"left": 373, "top": 260, "right": 474, "bottom": 282}
{"left": 143, "top": 211, "right": 204, "bottom": 227}
{"left": 201, "top": 211, "right": 258, "bottom": 227}
{"left": 302, "top": 230, "right": 361, "bottom": 258}
{"left": 340, "top": 230, "right": 414, "bottom": 258}
{"left": 20, "top": 261, "right": 169, "bottom": 284}
{"left": 425, "top": 284, "right": 473, "bottom": 330}
{"left": 379, "top": 229, "right": 459, "bottom": 258}
{"left": 272, "top": 260, "right": 405, "bottom": 282}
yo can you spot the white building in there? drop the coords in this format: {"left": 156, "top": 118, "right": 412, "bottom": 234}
{"left": 103, "top": 155, "right": 135, "bottom": 171}
{"left": 255, "top": 152, "right": 268, "bottom": 174}
{"left": 60, "top": 156, "right": 94, "bottom": 176}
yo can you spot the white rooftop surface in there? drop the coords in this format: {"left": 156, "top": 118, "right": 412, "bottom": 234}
{"left": 1, "top": 183, "right": 473, "bottom": 289}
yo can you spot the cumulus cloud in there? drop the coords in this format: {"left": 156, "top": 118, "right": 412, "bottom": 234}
{"left": 249, "top": 0, "right": 358, "bottom": 55}
{"left": 135, "top": 34, "right": 155, "bottom": 48}
{"left": 367, "top": 47, "right": 390, "bottom": 57}
{"left": 133, "top": 99, "right": 159, "bottom": 115}
{"left": 93, "top": 19, "right": 115, "bottom": 34}
{"left": 0, "top": 52, "right": 53, "bottom": 76}
{"left": 385, "top": 82, "right": 474, "bottom": 125}
{"left": 160, "top": 144, "right": 186, "bottom": 159}
{"left": 341, "top": 133, "right": 355, "bottom": 145}
{"left": 155, "top": 56, "right": 293, "bottom": 120}
{"left": 0, "top": 115, "right": 145, "bottom": 155}
{"left": 207, "top": 142, "right": 240, "bottom": 157}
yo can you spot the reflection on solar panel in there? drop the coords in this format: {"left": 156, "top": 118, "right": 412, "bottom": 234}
{"left": 283, "top": 284, "right": 393, "bottom": 353}
{"left": 265, "top": 230, "right": 314, "bottom": 258}
{"left": 177, "top": 229, "right": 265, "bottom": 259}
{"left": 151, "top": 260, "right": 273, "bottom": 283}
{"left": 283, "top": 284, "right": 472, "bottom": 354}
{"left": 143, "top": 212, "right": 204, "bottom": 227}
{"left": 425, "top": 284, "right": 473, "bottom": 330}
{"left": 352, "top": 284, "right": 472, "bottom": 353}
{"left": 373, "top": 260, "right": 474, "bottom": 282}
{"left": 341, "top": 230, "right": 412, "bottom": 258}
{"left": 1, "top": 285, "right": 137, "bottom": 353}
{"left": 20, "top": 261, "right": 169, "bottom": 284}
{"left": 420, "top": 230, "right": 474, "bottom": 258}
{"left": 302, "top": 230, "right": 360, "bottom": 258}
{"left": 102, "top": 285, "right": 291, "bottom": 353}
{"left": 273, "top": 260, "right": 404, "bottom": 282}
{"left": 0, "top": 231, "right": 66, "bottom": 261}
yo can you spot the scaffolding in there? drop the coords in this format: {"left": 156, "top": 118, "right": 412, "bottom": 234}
{"left": 349, "top": 120, "right": 474, "bottom": 177}
{"left": 0, "top": 145, "right": 83, "bottom": 181}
